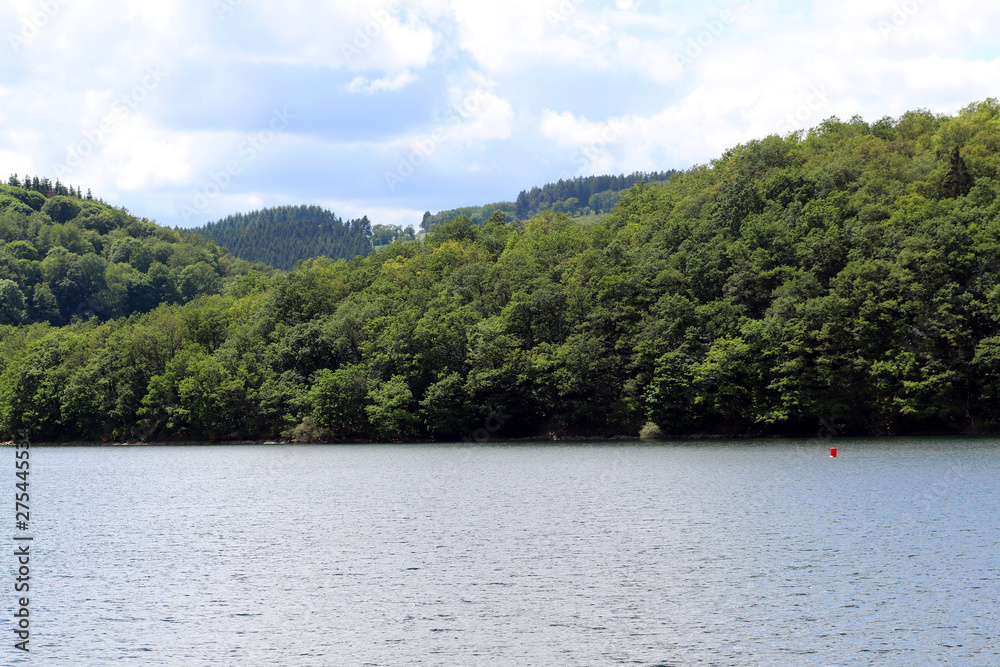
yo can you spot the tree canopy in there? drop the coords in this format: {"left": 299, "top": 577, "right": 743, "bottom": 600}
{"left": 0, "top": 184, "right": 259, "bottom": 327}
{"left": 184, "top": 205, "right": 377, "bottom": 271}
{"left": 423, "top": 170, "right": 677, "bottom": 230}
{"left": 5, "top": 100, "right": 1000, "bottom": 443}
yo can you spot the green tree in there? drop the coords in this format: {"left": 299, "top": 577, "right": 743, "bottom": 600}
{"left": 308, "top": 363, "right": 370, "bottom": 440}
{"left": 0, "top": 280, "right": 26, "bottom": 325}
{"left": 366, "top": 374, "right": 418, "bottom": 441}
{"left": 41, "top": 195, "right": 82, "bottom": 223}
{"left": 941, "top": 146, "right": 974, "bottom": 198}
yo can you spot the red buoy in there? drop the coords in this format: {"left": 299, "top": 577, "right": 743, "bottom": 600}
{"left": 830, "top": 447, "right": 837, "bottom": 458}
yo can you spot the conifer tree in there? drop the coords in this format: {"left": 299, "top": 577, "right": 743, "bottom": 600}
{"left": 942, "top": 146, "right": 973, "bottom": 198}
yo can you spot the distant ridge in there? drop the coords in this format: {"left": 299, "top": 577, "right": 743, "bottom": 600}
{"left": 422, "top": 170, "right": 678, "bottom": 229}
{"left": 185, "top": 205, "right": 374, "bottom": 271}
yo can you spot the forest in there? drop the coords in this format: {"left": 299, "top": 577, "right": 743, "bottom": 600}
{"left": 422, "top": 170, "right": 677, "bottom": 230}
{"left": 0, "top": 187, "right": 260, "bottom": 327}
{"left": 186, "top": 174, "right": 670, "bottom": 272}
{"left": 3, "top": 100, "right": 1000, "bottom": 443}
{"left": 513, "top": 170, "right": 677, "bottom": 218}
{"left": 185, "top": 205, "right": 384, "bottom": 270}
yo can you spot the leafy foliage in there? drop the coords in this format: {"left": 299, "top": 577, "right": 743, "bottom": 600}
{"left": 0, "top": 184, "right": 257, "bottom": 327}
{"left": 6, "top": 100, "right": 1000, "bottom": 442}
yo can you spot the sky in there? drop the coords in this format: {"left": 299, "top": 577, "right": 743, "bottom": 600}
{"left": 1, "top": 0, "right": 999, "bottom": 229}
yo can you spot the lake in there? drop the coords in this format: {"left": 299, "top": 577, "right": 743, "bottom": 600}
{"left": 10, "top": 438, "right": 1000, "bottom": 665}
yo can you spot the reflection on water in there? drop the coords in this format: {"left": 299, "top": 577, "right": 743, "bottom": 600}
{"left": 15, "top": 438, "right": 1000, "bottom": 665}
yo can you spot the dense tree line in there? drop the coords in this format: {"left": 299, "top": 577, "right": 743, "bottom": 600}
{"left": 4, "top": 100, "right": 1000, "bottom": 443}
{"left": 423, "top": 171, "right": 678, "bottom": 231}
{"left": 371, "top": 222, "right": 417, "bottom": 248}
{"left": 422, "top": 202, "right": 517, "bottom": 229}
{"left": 7, "top": 174, "right": 92, "bottom": 200}
{"left": 514, "top": 170, "right": 677, "bottom": 218}
{"left": 0, "top": 185, "right": 258, "bottom": 327}
{"left": 185, "top": 206, "right": 378, "bottom": 270}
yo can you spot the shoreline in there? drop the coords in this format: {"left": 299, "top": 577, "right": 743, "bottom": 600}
{"left": 4, "top": 432, "right": 1000, "bottom": 447}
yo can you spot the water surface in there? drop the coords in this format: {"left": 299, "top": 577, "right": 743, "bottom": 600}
{"left": 11, "top": 438, "right": 1000, "bottom": 665}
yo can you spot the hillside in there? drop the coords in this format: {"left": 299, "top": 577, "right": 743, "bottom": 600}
{"left": 184, "top": 176, "right": 675, "bottom": 272}
{"left": 422, "top": 170, "right": 677, "bottom": 229}
{"left": 1, "top": 184, "right": 258, "bottom": 326}
{"left": 4, "top": 100, "right": 1000, "bottom": 443}
{"left": 185, "top": 205, "right": 378, "bottom": 271}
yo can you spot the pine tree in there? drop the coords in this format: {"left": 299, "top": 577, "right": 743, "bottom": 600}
{"left": 515, "top": 191, "right": 529, "bottom": 218}
{"left": 942, "top": 146, "right": 974, "bottom": 198}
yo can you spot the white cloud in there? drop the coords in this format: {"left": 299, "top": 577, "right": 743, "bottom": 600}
{"left": 533, "top": 0, "right": 1000, "bottom": 181}
{"left": 3, "top": 0, "right": 1000, "bottom": 226}
{"left": 539, "top": 110, "right": 629, "bottom": 149}
{"left": 317, "top": 199, "right": 425, "bottom": 228}
{"left": 0, "top": 148, "right": 33, "bottom": 175}
{"left": 439, "top": 72, "right": 515, "bottom": 143}
{"left": 374, "top": 70, "right": 515, "bottom": 161}
{"left": 106, "top": 120, "right": 192, "bottom": 192}
{"left": 345, "top": 70, "right": 418, "bottom": 95}
{"left": 240, "top": 0, "right": 439, "bottom": 72}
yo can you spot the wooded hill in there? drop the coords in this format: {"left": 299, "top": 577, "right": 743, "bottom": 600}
{"left": 1, "top": 186, "right": 259, "bottom": 327}
{"left": 422, "top": 170, "right": 677, "bottom": 229}
{"left": 184, "top": 205, "right": 378, "bottom": 271}
{"left": 4, "top": 100, "right": 1000, "bottom": 442}
{"left": 186, "top": 174, "right": 675, "bottom": 274}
